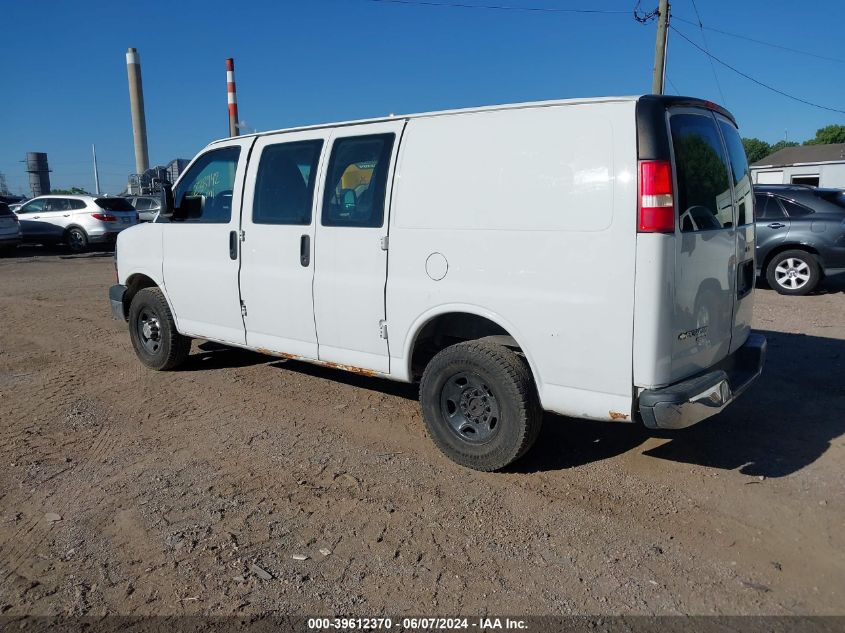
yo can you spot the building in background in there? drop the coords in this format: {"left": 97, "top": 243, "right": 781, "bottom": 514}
{"left": 751, "top": 143, "right": 845, "bottom": 188}
{"left": 126, "top": 158, "right": 190, "bottom": 195}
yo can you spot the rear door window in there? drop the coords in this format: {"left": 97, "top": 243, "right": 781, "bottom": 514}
{"left": 44, "top": 198, "right": 70, "bottom": 212}
{"left": 755, "top": 194, "right": 785, "bottom": 220}
{"left": 718, "top": 120, "right": 754, "bottom": 226}
{"left": 69, "top": 199, "right": 87, "bottom": 210}
{"left": 670, "top": 113, "right": 733, "bottom": 232}
{"left": 95, "top": 198, "right": 136, "bottom": 212}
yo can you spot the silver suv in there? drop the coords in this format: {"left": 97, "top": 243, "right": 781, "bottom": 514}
{"left": 125, "top": 195, "right": 162, "bottom": 222}
{"left": 15, "top": 195, "right": 138, "bottom": 251}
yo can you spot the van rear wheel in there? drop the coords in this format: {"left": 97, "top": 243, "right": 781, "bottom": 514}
{"left": 128, "top": 287, "right": 191, "bottom": 370}
{"left": 419, "top": 340, "right": 542, "bottom": 471}
{"left": 766, "top": 250, "right": 819, "bottom": 296}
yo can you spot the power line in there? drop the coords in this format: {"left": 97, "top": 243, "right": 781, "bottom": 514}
{"left": 666, "top": 76, "right": 681, "bottom": 95}
{"left": 670, "top": 25, "right": 845, "bottom": 116}
{"left": 688, "top": 0, "right": 727, "bottom": 107}
{"left": 672, "top": 15, "right": 845, "bottom": 64}
{"left": 366, "top": 0, "right": 629, "bottom": 14}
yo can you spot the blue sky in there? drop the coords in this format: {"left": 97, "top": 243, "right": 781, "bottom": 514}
{"left": 1, "top": 0, "right": 843, "bottom": 195}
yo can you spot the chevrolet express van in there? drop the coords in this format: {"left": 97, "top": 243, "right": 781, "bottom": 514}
{"left": 109, "top": 95, "right": 766, "bottom": 471}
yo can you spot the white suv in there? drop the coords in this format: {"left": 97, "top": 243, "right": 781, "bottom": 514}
{"left": 110, "top": 95, "right": 766, "bottom": 471}
{"left": 16, "top": 195, "right": 138, "bottom": 251}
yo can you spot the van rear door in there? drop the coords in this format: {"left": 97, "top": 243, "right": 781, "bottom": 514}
{"left": 714, "top": 115, "right": 755, "bottom": 352}
{"left": 668, "top": 108, "right": 737, "bottom": 380}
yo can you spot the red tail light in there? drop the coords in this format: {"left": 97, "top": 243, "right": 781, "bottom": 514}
{"left": 638, "top": 160, "right": 675, "bottom": 233}
{"left": 92, "top": 212, "right": 117, "bottom": 222}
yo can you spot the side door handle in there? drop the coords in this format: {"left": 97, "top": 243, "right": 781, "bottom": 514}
{"left": 767, "top": 222, "right": 786, "bottom": 229}
{"left": 300, "top": 234, "right": 310, "bottom": 267}
{"left": 63, "top": 214, "right": 71, "bottom": 217}
{"left": 229, "top": 230, "right": 238, "bottom": 260}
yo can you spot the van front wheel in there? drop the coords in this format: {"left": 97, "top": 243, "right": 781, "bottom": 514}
{"left": 128, "top": 287, "right": 191, "bottom": 370}
{"left": 419, "top": 340, "right": 542, "bottom": 471}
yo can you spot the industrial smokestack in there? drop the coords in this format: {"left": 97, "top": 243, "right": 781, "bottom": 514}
{"left": 126, "top": 47, "right": 150, "bottom": 174}
{"left": 25, "top": 152, "right": 51, "bottom": 197}
{"left": 226, "top": 58, "right": 239, "bottom": 137}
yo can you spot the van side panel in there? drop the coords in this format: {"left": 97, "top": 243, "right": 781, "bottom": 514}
{"left": 386, "top": 102, "right": 639, "bottom": 421}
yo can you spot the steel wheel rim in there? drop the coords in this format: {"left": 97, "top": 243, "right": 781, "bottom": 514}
{"left": 439, "top": 371, "right": 501, "bottom": 444}
{"left": 775, "top": 257, "right": 810, "bottom": 290}
{"left": 137, "top": 307, "right": 162, "bottom": 354}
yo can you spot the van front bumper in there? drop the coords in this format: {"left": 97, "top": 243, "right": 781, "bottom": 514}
{"left": 638, "top": 333, "right": 767, "bottom": 430}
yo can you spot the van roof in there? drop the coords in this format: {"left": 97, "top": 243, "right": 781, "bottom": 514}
{"left": 208, "top": 95, "right": 642, "bottom": 146}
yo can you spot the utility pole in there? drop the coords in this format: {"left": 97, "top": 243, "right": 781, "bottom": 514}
{"left": 92, "top": 144, "right": 101, "bottom": 195}
{"left": 651, "top": 0, "right": 670, "bottom": 95}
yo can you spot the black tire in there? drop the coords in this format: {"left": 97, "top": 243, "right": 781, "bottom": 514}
{"left": 765, "top": 249, "right": 820, "bottom": 296}
{"left": 0, "top": 245, "right": 16, "bottom": 257}
{"left": 65, "top": 227, "right": 88, "bottom": 252}
{"left": 128, "top": 287, "right": 191, "bottom": 370}
{"left": 419, "top": 340, "right": 542, "bottom": 471}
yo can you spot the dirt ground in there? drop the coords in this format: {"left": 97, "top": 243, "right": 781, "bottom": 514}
{"left": 1, "top": 246, "right": 843, "bottom": 618}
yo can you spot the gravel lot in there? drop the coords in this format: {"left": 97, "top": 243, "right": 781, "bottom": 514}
{"left": 1, "top": 246, "right": 843, "bottom": 617}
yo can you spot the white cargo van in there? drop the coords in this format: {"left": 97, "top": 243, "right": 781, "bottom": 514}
{"left": 110, "top": 95, "right": 766, "bottom": 471}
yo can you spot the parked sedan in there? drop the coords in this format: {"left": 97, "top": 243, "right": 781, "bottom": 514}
{"left": 0, "top": 201, "right": 23, "bottom": 254}
{"left": 15, "top": 195, "right": 139, "bottom": 252}
{"left": 125, "top": 195, "right": 162, "bottom": 222}
{"left": 755, "top": 185, "right": 845, "bottom": 295}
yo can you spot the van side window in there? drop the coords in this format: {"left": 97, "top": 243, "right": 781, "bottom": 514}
{"left": 70, "top": 199, "right": 86, "bottom": 210}
{"left": 172, "top": 147, "right": 241, "bottom": 223}
{"left": 718, "top": 120, "right": 754, "bottom": 226}
{"left": 670, "top": 114, "right": 732, "bottom": 232}
{"left": 253, "top": 140, "right": 323, "bottom": 225}
{"left": 322, "top": 134, "right": 395, "bottom": 228}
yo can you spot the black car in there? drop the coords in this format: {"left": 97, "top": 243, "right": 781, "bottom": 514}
{"left": 754, "top": 185, "right": 845, "bottom": 295}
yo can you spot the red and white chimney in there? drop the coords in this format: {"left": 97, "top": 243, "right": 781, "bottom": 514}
{"left": 226, "top": 58, "right": 239, "bottom": 137}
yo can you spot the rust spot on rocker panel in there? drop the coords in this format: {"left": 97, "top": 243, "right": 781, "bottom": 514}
{"left": 609, "top": 411, "right": 630, "bottom": 421}
{"left": 255, "top": 348, "right": 381, "bottom": 378}
{"left": 256, "top": 348, "right": 300, "bottom": 361}
{"left": 321, "top": 361, "right": 380, "bottom": 378}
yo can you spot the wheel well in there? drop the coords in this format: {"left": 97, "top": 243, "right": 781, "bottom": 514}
{"left": 761, "top": 243, "right": 820, "bottom": 274}
{"left": 410, "top": 312, "right": 519, "bottom": 380}
{"left": 123, "top": 274, "right": 158, "bottom": 317}
{"left": 63, "top": 224, "right": 87, "bottom": 237}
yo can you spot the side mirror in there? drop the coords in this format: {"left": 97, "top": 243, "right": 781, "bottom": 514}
{"left": 159, "top": 184, "right": 175, "bottom": 218}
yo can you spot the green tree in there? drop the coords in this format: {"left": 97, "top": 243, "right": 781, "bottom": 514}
{"left": 769, "top": 140, "right": 799, "bottom": 154}
{"left": 50, "top": 187, "right": 90, "bottom": 195}
{"left": 803, "top": 124, "right": 845, "bottom": 145}
{"left": 741, "top": 137, "right": 771, "bottom": 163}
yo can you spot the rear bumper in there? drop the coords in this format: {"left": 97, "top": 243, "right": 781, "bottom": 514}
{"left": 638, "top": 333, "right": 767, "bottom": 430}
{"left": 109, "top": 284, "right": 127, "bottom": 321}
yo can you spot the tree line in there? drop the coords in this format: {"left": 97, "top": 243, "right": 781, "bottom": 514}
{"left": 742, "top": 124, "right": 845, "bottom": 164}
